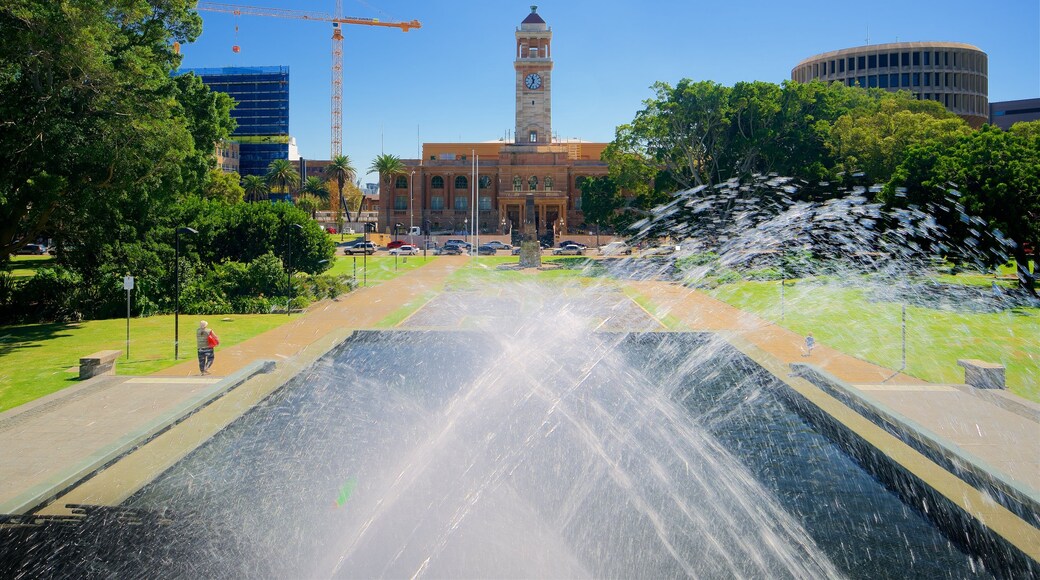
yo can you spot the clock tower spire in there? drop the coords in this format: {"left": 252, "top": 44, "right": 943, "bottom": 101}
{"left": 514, "top": 5, "right": 552, "bottom": 144}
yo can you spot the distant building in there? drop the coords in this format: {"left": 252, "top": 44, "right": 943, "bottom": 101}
{"left": 792, "top": 42, "right": 988, "bottom": 127}
{"left": 178, "top": 66, "right": 290, "bottom": 177}
{"left": 378, "top": 6, "right": 609, "bottom": 242}
{"left": 989, "top": 98, "right": 1040, "bottom": 130}
{"left": 215, "top": 140, "right": 239, "bottom": 174}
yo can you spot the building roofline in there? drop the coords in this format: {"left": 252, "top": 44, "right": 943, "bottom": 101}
{"left": 795, "top": 42, "right": 985, "bottom": 68}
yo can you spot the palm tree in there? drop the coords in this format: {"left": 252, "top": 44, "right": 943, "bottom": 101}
{"left": 323, "top": 154, "right": 356, "bottom": 223}
{"left": 298, "top": 175, "right": 330, "bottom": 218}
{"left": 370, "top": 153, "right": 407, "bottom": 226}
{"left": 265, "top": 158, "right": 299, "bottom": 201}
{"left": 241, "top": 174, "right": 269, "bottom": 203}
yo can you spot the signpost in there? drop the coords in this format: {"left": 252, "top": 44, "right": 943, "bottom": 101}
{"left": 123, "top": 275, "right": 134, "bottom": 360}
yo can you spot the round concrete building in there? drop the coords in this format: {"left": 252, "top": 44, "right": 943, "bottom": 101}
{"left": 792, "top": 42, "right": 988, "bottom": 127}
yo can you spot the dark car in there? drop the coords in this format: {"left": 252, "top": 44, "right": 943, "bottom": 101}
{"left": 16, "top": 244, "right": 48, "bottom": 255}
{"left": 477, "top": 245, "right": 497, "bottom": 256}
{"left": 436, "top": 244, "right": 464, "bottom": 255}
{"left": 386, "top": 240, "right": 407, "bottom": 250}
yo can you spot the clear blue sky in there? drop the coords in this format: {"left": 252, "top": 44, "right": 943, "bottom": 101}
{"left": 179, "top": 0, "right": 1040, "bottom": 183}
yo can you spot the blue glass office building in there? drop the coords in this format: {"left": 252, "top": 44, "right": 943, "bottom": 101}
{"left": 178, "top": 66, "right": 290, "bottom": 178}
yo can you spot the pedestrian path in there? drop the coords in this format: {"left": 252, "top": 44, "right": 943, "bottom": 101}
{"left": 0, "top": 257, "right": 464, "bottom": 515}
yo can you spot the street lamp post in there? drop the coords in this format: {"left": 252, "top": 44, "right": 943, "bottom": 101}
{"left": 174, "top": 226, "right": 197, "bottom": 360}
{"left": 287, "top": 223, "right": 303, "bottom": 316}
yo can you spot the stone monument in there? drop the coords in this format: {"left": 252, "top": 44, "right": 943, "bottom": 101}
{"left": 518, "top": 194, "right": 541, "bottom": 268}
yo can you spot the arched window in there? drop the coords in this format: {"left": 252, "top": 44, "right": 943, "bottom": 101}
{"left": 544, "top": 176, "right": 554, "bottom": 190}
{"left": 528, "top": 176, "right": 538, "bottom": 191}
{"left": 395, "top": 176, "right": 408, "bottom": 189}
{"left": 431, "top": 176, "right": 444, "bottom": 189}
{"left": 455, "top": 175, "right": 468, "bottom": 189}
{"left": 513, "top": 176, "right": 522, "bottom": 191}
{"left": 479, "top": 175, "right": 491, "bottom": 189}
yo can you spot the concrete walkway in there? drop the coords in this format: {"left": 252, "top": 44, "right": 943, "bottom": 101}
{"left": 627, "top": 280, "right": 1039, "bottom": 496}
{"left": 0, "top": 260, "right": 1036, "bottom": 564}
{"left": 0, "top": 257, "right": 464, "bottom": 515}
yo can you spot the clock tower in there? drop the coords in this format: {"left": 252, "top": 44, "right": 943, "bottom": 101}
{"left": 514, "top": 6, "right": 552, "bottom": 144}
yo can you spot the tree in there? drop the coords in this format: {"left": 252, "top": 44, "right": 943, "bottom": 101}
{"left": 324, "top": 155, "right": 356, "bottom": 222}
{"left": 0, "top": 0, "right": 212, "bottom": 258}
{"left": 298, "top": 176, "right": 329, "bottom": 218}
{"left": 884, "top": 124, "right": 1040, "bottom": 292}
{"left": 266, "top": 159, "right": 299, "bottom": 201}
{"left": 242, "top": 175, "right": 269, "bottom": 203}
{"left": 824, "top": 92, "right": 970, "bottom": 184}
{"left": 580, "top": 175, "right": 622, "bottom": 245}
{"left": 203, "top": 170, "right": 245, "bottom": 204}
{"left": 369, "top": 153, "right": 407, "bottom": 223}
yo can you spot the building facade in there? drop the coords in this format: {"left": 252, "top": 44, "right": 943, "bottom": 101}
{"left": 376, "top": 6, "right": 609, "bottom": 243}
{"left": 989, "top": 98, "right": 1040, "bottom": 130}
{"left": 215, "top": 140, "right": 240, "bottom": 174}
{"left": 792, "top": 42, "right": 988, "bottom": 127}
{"left": 180, "top": 66, "right": 290, "bottom": 177}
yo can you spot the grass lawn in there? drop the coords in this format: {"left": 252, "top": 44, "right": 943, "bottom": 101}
{"left": 0, "top": 313, "right": 292, "bottom": 412}
{"left": 4, "top": 255, "right": 55, "bottom": 278}
{"left": 707, "top": 279, "right": 1040, "bottom": 401}
{"left": 326, "top": 254, "right": 433, "bottom": 283}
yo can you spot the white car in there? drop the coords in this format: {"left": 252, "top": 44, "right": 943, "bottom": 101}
{"left": 389, "top": 244, "right": 419, "bottom": 256}
{"left": 552, "top": 244, "right": 585, "bottom": 256}
{"left": 483, "top": 240, "right": 513, "bottom": 251}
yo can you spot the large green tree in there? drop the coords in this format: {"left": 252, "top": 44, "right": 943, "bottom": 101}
{"left": 203, "top": 169, "right": 245, "bottom": 204}
{"left": 0, "top": 0, "right": 216, "bottom": 258}
{"left": 883, "top": 123, "right": 1040, "bottom": 291}
{"left": 579, "top": 175, "right": 622, "bottom": 243}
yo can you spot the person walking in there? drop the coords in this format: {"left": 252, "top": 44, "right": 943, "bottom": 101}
{"left": 803, "top": 333, "right": 815, "bottom": 357}
{"left": 196, "top": 320, "right": 219, "bottom": 375}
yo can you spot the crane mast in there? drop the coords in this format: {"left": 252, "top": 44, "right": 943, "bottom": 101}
{"left": 195, "top": 2, "right": 420, "bottom": 157}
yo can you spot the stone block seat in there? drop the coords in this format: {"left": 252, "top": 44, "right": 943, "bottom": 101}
{"left": 79, "top": 350, "right": 122, "bottom": 380}
{"left": 957, "top": 359, "right": 1006, "bottom": 390}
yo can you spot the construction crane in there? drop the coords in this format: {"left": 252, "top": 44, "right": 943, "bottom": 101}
{"left": 196, "top": 2, "right": 420, "bottom": 157}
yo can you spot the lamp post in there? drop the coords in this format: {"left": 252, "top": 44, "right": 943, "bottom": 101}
{"left": 174, "top": 226, "right": 197, "bottom": 360}
{"left": 287, "top": 223, "right": 303, "bottom": 316}
{"left": 363, "top": 222, "right": 373, "bottom": 287}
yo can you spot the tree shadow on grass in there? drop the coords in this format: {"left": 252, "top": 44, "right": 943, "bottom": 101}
{"left": 0, "top": 323, "right": 80, "bottom": 358}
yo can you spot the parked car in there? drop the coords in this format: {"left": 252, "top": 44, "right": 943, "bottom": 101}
{"left": 386, "top": 240, "right": 407, "bottom": 250}
{"left": 389, "top": 244, "right": 418, "bottom": 256}
{"left": 16, "top": 244, "right": 48, "bottom": 255}
{"left": 445, "top": 239, "right": 472, "bottom": 250}
{"left": 599, "top": 241, "right": 632, "bottom": 256}
{"left": 557, "top": 240, "right": 587, "bottom": 249}
{"left": 436, "top": 244, "right": 464, "bottom": 256}
{"left": 345, "top": 241, "right": 376, "bottom": 255}
{"left": 552, "top": 244, "right": 585, "bottom": 256}
{"left": 477, "top": 245, "right": 498, "bottom": 256}
{"left": 483, "top": 240, "right": 512, "bottom": 251}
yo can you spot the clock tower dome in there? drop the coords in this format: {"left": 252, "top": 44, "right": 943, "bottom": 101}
{"left": 514, "top": 6, "right": 552, "bottom": 144}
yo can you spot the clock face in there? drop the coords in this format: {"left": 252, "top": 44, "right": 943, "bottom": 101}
{"left": 524, "top": 73, "right": 542, "bottom": 90}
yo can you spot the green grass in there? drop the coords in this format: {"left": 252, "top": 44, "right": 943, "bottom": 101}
{"left": 4, "top": 255, "right": 55, "bottom": 278}
{"left": 706, "top": 279, "right": 1040, "bottom": 401}
{"left": 0, "top": 314, "right": 292, "bottom": 412}
{"left": 326, "top": 254, "right": 432, "bottom": 283}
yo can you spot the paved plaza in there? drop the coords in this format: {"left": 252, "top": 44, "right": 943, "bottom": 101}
{"left": 0, "top": 257, "right": 1036, "bottom": 562}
